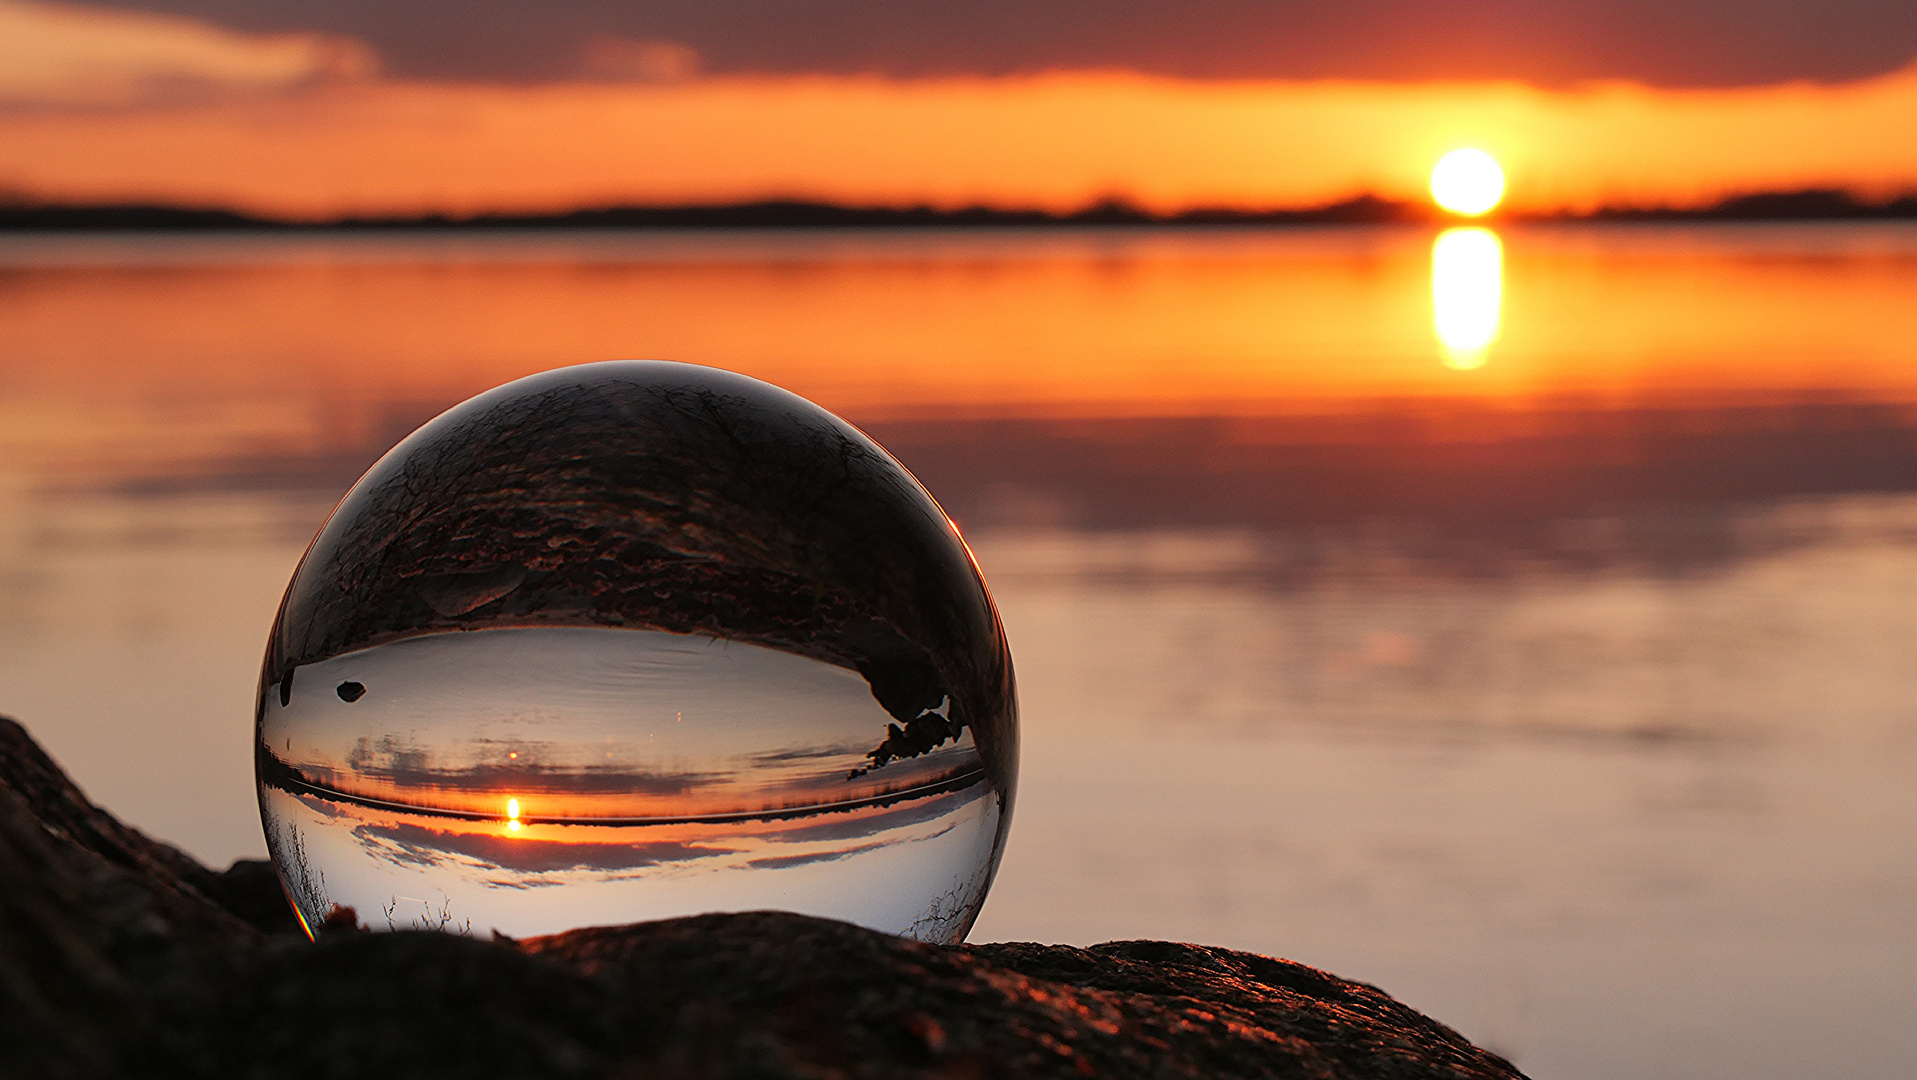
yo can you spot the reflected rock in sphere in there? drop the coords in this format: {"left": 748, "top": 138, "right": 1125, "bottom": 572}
{"left": 256, "top": 361, "right": 1017, "bottom": 945}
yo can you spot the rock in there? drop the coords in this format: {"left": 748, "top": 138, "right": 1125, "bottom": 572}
{"left": 205, "top": 857, "right": 307, "bottom": 937}
{"left": 526, "top": 915, "right": 1527, "bottom": 1080}
{"left": 0, "top": 716, "right": 262, "bottom": 1079}
{"left": 0, "top": 715, "right": 1527, "bottom": 1079}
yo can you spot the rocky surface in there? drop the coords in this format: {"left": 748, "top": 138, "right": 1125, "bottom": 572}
{"left": 0, "top": 716, "right": 1526, "bottom": 1079}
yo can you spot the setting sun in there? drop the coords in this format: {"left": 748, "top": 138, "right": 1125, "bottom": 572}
{"left": 1430, "top": 149, "right": 1506, "bottom": 216}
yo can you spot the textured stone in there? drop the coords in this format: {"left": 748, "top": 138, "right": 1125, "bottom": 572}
{"left": 0, "top": 716, "right": 1526, "bottom": 1079}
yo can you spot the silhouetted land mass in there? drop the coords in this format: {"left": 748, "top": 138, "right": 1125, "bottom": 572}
{"left": 0, "top": 714, "right": 1525, "bottom": 1079}
{"left": 4, "top": 188, "right": 1913, "bottom": 231}
{"left": 1587, "top": 189, "right": 1917, "bottom": 221}
{"left": 0, "top": 195, "right": 1420, "bottom": 231}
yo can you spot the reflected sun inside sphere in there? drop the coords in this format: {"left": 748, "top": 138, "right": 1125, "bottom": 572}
{"left": 1430, "top": 149, "right": 1505, "bottom": 216}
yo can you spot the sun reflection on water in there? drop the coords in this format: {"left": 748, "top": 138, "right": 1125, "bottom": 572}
{"left": 1431, "top": 226, "right": 1504, "bottom": 370}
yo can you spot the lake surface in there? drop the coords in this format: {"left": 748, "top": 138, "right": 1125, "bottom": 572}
{"left": 3, "top": 222, "right": 1916, "bottom": 1078}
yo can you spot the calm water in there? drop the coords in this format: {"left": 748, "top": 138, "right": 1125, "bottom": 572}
{"left": 3, "top": 223, "right": 1917, "bottom": 1078}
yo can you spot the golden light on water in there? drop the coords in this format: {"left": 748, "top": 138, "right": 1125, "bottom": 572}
{"left": 1430, "top": 149, "right": 1505, "bottom": 216}
{"left": 1431, "top": 227, "right": 1504, "bottom": 370}
{"left": 506, "top": 797, "right": 522, "bottom": 833}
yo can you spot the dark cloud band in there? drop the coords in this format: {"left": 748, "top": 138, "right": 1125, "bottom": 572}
{"left": 61, "top": 0, "right": 1917, "bottom": 88}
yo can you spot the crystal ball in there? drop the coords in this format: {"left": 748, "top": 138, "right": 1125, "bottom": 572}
{"left": 256, "top": 361, "right": 1017, "bottom": 944}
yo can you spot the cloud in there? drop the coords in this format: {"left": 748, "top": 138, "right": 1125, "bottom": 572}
{"left": 336, "top": 734, "right": 726, "bottom": 798}
{"left": 578, "top": 37, "right": 699, "bottom": 84}
{"left": 355, "top": 820, "right": 723, "bottom": 874}
{"left": 52, "top": 0, "right": 1917, "bottom": 89}
{"left": 0, "top": 0, "right": 374, "bottom": 107}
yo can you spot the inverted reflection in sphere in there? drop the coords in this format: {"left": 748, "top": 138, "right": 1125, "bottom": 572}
{"left": 256, "top": 361, "right": 1018, "bottom": 944}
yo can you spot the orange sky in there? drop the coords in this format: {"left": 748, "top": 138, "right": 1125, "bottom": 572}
{"left": 2, "top": 0, "right": 1917, "bottom": 216}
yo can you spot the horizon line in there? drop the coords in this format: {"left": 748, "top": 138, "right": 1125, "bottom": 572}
{"left": 4, "top": 188, "right": 1916, "bottom": 231}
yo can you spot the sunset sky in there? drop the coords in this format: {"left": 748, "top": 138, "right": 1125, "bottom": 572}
{"left": 2, "top": 0, "right": 1917, "bottom": 217}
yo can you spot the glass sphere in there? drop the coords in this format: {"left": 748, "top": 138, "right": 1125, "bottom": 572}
{"left": 256, "top": 361, "right": 1017, "bottom": 944}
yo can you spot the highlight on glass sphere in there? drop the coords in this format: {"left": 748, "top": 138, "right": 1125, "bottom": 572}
{"left": 255, "top": 361, "right": 1018, "bottom": 945}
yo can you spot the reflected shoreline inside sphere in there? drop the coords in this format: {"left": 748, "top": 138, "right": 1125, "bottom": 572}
{"left": 255, "top": 362, "right": 1018, "bottom": 944}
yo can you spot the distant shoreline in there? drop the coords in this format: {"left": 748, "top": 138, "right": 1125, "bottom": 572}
{"left": 3, "top": 189, "right": 1915, "bottom": 231}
